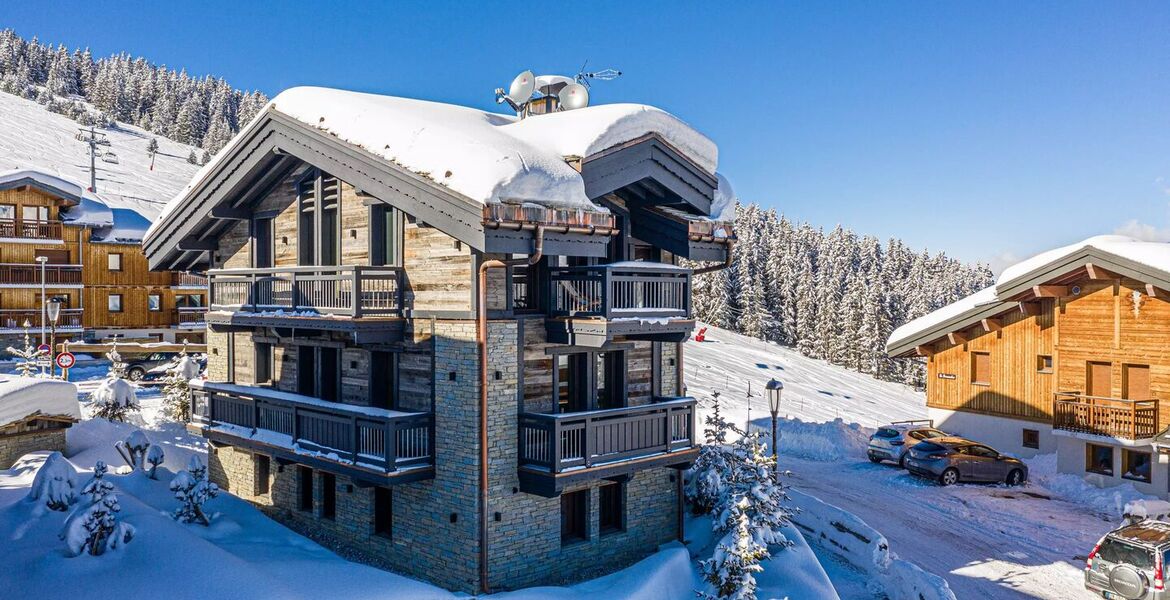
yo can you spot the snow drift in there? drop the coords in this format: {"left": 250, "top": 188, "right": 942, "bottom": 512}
{"left": 0, "top": 375, "right": 80, "bottom": 428}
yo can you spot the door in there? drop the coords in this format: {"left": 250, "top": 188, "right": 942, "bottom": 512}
{"left": 1088, "top": 362, "right": 1113, "bottom": 398}
{"left": 966, "top": 444, "right": 1001, "bottom": 481}
{"left": 370, "top": 351, "right": 395, "bottom": 410}
{"left": 297, "top": 347, "right": 316, "bottom": 397}
{"left": 253, "top": 218, "right": 274, "bottom": 269}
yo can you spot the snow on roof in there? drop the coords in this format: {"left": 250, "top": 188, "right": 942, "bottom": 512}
{"left": 886, "top": 285, "right": 1002, "bottom": 353}
{"left": 997, "top": 234, "right": 1170, "bottom": 289}
{"left": 151, "top": 86, "right": 721, "bottom": 237}
{"left": 91, "top": 207, "right": 152, "bottom": 244}
{"left": 0, "top": 168, "right": 84, "bottom": 199}
{"left": 59, "top": 192, "right": 114, "bottom": 227}
{"left": 0, "top": 375, "right": 80, "bottom": 429}
{"left": 709, "top": 173, "right": 737, "bottom": 222}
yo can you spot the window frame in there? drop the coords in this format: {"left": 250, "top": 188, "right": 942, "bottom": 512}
{"left": 107, "top": 252, "right": 123, "bottom": 272}
{"left": 1122, "top": 449, "right": 1153, "bottom": 484}
{"left": 599, "top": 482, "right": 626, "bottom": 535}
{"left": 1085, "top": 443, "right": 1115, "bottom": 476}
{"left": 107, "top": 293, "right": 123, "bottom": 313}
{"left": 560, "top": 489, "right": 589, "bottom": 545}
{"left": 1036, "top": 355, "right": 1053, "bottom": 374}
{"left": 254, "top": 342, "right": 274, "bottom": 386}
{"left": 971, "top": 351, "right": 991, "bottom": 386}
{"left": 147, "top": 293, "right": 161, "bottom": 312}
{"left": 1022, "top": 429, "right": 1040, "bottom": 450}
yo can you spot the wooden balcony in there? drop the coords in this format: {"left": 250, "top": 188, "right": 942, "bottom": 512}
{"left": 545, "top": 263, "right": 695, "bottom": 346}
{"left": 174, "top": 307, "right": 207, "bottom": 327}
{"left": 0, "top": 308, "right": 83, "bottom": 332}
{"left": 1053, "top": 392, "right": 1159, "bottom": 440}
{"left": 172, "top": 272, "right": 208, "bottom": 288}
{"left": 191, "top": 381, "right": 433, "bottom": 485}
{"left": 0, "top": 263, "right": 83, "bottom": 286}
{"left": 209, "top": 265, "right": 404, "bottom": 317}
{"left": 517, "top": 397, "right": 698, "bottom": 497}
{"left": 0, "top": 219, "right": 63, "bottom": 240}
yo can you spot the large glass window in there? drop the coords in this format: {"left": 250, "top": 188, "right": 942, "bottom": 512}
{"left": 0, "top": 204, "right": 14, "bottom": 220}
{"left": 370, "top": 205, "right": 401, "bottom": 267}
{"left": 1086, "top": 444, "right": 1114, "bottom": 476}
{"left": 560, "top": 489, "right": 588, "bottom": 545}
{"left": 1123, "top": 450, "right": 1152, "bottom": 483}
{"left": 599, "top": 483, "right": 625, "bottom": 535}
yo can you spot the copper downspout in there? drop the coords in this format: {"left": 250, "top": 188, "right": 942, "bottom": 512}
{"left": 476, "top": 225, "right": 545, "bottom": 594}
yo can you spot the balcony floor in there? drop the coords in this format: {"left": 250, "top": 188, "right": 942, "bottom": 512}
{"left": 206, "top": 310, "right": 405, "bottom": 343}
{"left": 518, "top": 446, "right": 698, "bottom": 497}
{"left": 545, "top": 316, "right": 695, "bottom": 347}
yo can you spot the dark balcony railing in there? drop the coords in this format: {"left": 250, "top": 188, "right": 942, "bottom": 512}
{"left": 192, "top": 381, "right": 433, "bottom": 473}
{"left": 519, "top": 397, "right": 697, "bottom": 473}
{"left": 172, "top": 272, "right": 208, "bottom": 287}
{"left": 0, "top": 219, "right": 63, "bottom": 240}
{"left": 175, "top": 306, "right": 208, "bottom": 325}
{"left": 0, "top": 308, "right": 83, "bottom": 330}
{"left": 548, "top": 263, "right": 691, "bottom": 319}
{"left": 208, "top": 266, "right": 404, "bottom": 317}
{"left": 1053, "top": 392, "right": 1159, "bottom": 440}
{"left": 0, "top": 263, "right": 82, "bottom": 285}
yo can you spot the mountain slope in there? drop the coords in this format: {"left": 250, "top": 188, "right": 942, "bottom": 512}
{"left": 0, "top": 90, "right": 199, "bottom": 218}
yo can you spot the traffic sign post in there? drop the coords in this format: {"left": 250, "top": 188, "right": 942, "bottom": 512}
{"left": 56, "top": 352, "right": 76, "bottom": 381}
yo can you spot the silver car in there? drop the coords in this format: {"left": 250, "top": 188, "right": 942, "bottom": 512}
{"left": 904, "top": 436, "right": 1028, "bottom": 486}
{"left": 1086, "top": 520, "right": 1170, "bottom": 599}
{"left": 867, "top": 420, "right": 948, "bottom": 468}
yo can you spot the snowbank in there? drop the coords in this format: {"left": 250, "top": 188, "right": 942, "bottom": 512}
{"left": 494, "top": 544, "right": 697, "bottom": 600}
{"left": 788, "top": 488, "right": 956, "bottom": 600}
{"left": 1027, "top": 453, "right": 1159, "bottom": 518}
{"left": 769, "top": 417, "right": 870, "bottom": 462}
{"left": 0, "top": 375, "right": 80, "bottom": 428}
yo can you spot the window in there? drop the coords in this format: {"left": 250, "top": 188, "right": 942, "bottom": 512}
{"left": 255, "top": 342, "right": 273, "bottom": 385}
{"left": 560, "top": 489, "right": 588, "bottom": 545}
{"left": 297, "top": 170, "right": 340, "bottom": 267}
{"left": 255, "top": 454, "right": 270, "bottom": 496}
{"left": 370, "top": 351, "right": 397, "bottom": 410}
{"left": 597, "top": 351, "right": 626, "bottom": 410}
{"left": 0, "top": 204, "right": 13, "bottom": 220}
{"left": 1123, "top": 450, "right": 1152, "bottom": 483}
{"left": 176, "top": 294, "right": 204, "bottom": 308}
{"left": 320, "top": 472, "right": 336, "bottom": 520}
{"left": 1098, "top": 539, "right": 1155, "bottom": 571}
{"left": 370, "top": 205, "right": 402, "bottom": 267}
{"left": 1124, "top": 364, "right": 1151, "bottom": 400}
{"left": 556, "top": 353, "right": 590, "bottom": 413}
{"left": 1086, "top": 444, "right": 1114, "bottom": 476}
{"left": 298, "top": 466, "right": 314, "bottom": 512}
{"left": 253, "top": 217, "right": 274, "bottom": 269}
{"left": 599, "top": 483, "right": 625, "bottom": 535}
{"left": 965, "top": 445, "right": 999, "bottom": 459}
{"left": 971, "top": 352, "right": 990, "bottom": 385}
{"left": 553, "top": 351, "right": 627, "bottom": 413}
{"left": 374, "top": 486, "right": 393, "bottom": 538}
{"left": 297, "top": 346, "right": 340, "bottom": 401}
{"left": 107, "top": 253, "right": 123, "bottom": 271}
{"left": 319, "top": 348, "right": 339, "bottom": 402}
{"left": 1022, "top": 429, "right": 1040, "bottom": 450}
{"left": 147, "top": 294, "right": 161, "bottom": 312}
{"left": 297, "top": 347, "right": 316, "bottom": 397}
{"left": 1037, "top": 355, "right": 1053, "bottom": 373}
{"left": 226, "top": 332, "right": 236, "bottom": 381}
{"left": 107, "top": 294, "right": 122, "bottom": 313}
{"left": 22, "top": 205, "right": 48, "bottom": 221}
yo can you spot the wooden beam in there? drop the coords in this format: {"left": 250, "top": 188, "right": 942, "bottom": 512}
{"left": 1032, "top": 285, "right": 1068, "bottom": 298}
{"left": 1085, "top": 262, "right": 1120, "bottom": 280}
{"left": 1147, "top": 283, "right": 1159, "bottom": 298}
{"left": 915, "top": 345, "right": 935, "bottom": 358}
{"left": 947, "top": 331, "right": 968, "bottom": 345}
{"left": 1019, "top": 301, "right": 1041, "bottom": 317}
{"left": 177, "top": 236, "right": 217, "bottom": 251}
{"left": 981, "top": 317, "right": 1003, "bottom": 332}
{"left": 209, "top": 203, "right": 252, "bottom": 220}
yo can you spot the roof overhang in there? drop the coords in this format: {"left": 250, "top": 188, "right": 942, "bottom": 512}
{"left": 0, "top": 177, "right": 82, "bottom": 205}
{"left": 886, "top": 298, "right": 1016, "bottom": 358}
{"left": 581, "top": 133, "right": 717, "bottom": 216}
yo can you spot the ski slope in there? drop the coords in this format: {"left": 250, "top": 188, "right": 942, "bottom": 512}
{"left": 0, "top": 91, "right": 199, "bottom": 218}
{"left": 684, "top": 323, "right": 927, "bottom": 429}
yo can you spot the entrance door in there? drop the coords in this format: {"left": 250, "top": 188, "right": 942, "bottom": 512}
{"left": 1088, "top": 362, "right": 1113, "bottom": 398}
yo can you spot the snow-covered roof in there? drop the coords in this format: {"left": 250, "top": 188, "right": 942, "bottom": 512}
{"left": 3, "top": 168, "right": 155, "bottom": 242}
{"left": 886, "top": 234, "right": 1170, "bottom": 356}
{"left": 0, "top": 375, "right": 81, "bottom": 429}
{"left": 0, "top": 168, "right": 84, "bottom": 201}
{"left": 151, "top": 86, "right": 721, "bottom": 239}
{"left": 709, "top": 173, "right": 738, "bottom": 222}
{"left": 91, "top": 207, "right": 152, "bottom": 244}
{"left": 59, "top": 192, "right": 114, "bottom": 227}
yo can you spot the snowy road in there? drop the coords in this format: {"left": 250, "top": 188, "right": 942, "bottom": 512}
{"left": 784, "top": 454, "right": 1107, "bottom": 600}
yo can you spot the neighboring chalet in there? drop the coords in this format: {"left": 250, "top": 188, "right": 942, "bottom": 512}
{"left": 0, "top": 169, "right": 207, "bottom": 344}
{"left": 887, "top": 235, "right": 1170, "bottom": 496}
{"left": 0, "top": 376, "right": 80, "bottom": 469}
{"left": 143, "top": 85, "right": 734, "bottom": 593}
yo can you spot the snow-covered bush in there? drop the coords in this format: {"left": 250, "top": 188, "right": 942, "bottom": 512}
{"left": 62, "top": 494, "right": 135, "bottom": 557}
{"left": 6, "top": 326, "right": 45, "bottom": 378}
{"left": 81, "top": 461, "right": 114, "bottom": 504}
{"left": 27, "top": 452, "right": 77, "bottom": 512}
{"left": 145, "top": 444, "right": 165, "bottom": 479}
{"left": 115, "top": 430, "right": 151, "bottom": 470}
{"left": 688, "top": 398, "right": 795, "bottom": 600}
{"left": 160, "top": 347, "right": 201, "bottom": 421}
{"left": 170, "top": 455, "right": 218, "bottom": 526}
{"left": 91, "top": 345, "right": 139, "bottom": 421}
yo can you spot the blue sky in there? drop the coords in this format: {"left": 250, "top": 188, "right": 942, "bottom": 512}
{"left": 5, "top": 1, "right": 1169, "bottom": 269}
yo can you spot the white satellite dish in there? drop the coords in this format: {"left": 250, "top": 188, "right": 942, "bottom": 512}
{"left": 558, "top": 82, "right": 589, "bottom": 110}
{"left": 506, "top": 70, "right": 536, "bottom": 106}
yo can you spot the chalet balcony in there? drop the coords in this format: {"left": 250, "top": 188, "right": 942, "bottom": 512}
{"left": 172, "top": 272, "right": 208, "bottom": 288}
{"left": 0, "top": 219, "right": 63, "bottom": 241}
{"left": 0, "top": 308, "right": 83, "bottom": 332}
{"left": 174, "top": 306, "right": 208, "bottom": 328}
{"left": 191, "top": 381, "right": 434, "bottom": 485}
{"left": 544, "top": 263, "right": 695, "bottom": 347}
{"left": 0, "top": 263, "right": 83, "bottom": 286}
{"left": 1053, "top": 392, "right": 1159, "bottom": 440}
{"left": 517, "top": 397, "right": 699, "bottom": 497}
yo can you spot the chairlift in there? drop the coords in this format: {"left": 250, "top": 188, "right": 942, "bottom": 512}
{"left": 100, "top": 151, "right": 119, "bottom": 165}
{"left": 95, "top": 137, "right": 111, "bottom": 147}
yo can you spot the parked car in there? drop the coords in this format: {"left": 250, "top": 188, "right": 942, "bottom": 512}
{"left": 124, "top": 352, "right": 204, "bottom": 381}
{"left": 904, "top": 436, "right": 1028, "bottom": 486}
{"left": 867, "top": 420, "right": 948, "bottom": 467}
{"left": 1085, "top": 520, "right": 1170, "bottom": 599}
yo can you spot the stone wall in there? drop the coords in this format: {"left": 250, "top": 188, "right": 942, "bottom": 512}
{"left": 0, "top": 429, "right": 67, "bottom": 469}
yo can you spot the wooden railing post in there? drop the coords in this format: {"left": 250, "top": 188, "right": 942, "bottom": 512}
{"left": 662, "top": 407, "right": 671, "bottom": 454}
{"left": 602, "top": 268, "right": 613, "bottom": 320}
{"left": 352, "top": 267, "right": 363, "bottom": 318}
{"left": 584, "top": 413, "right": 595, "bottom": 468}
{"left": 553, "top": 420, "right": 564, "bottom": 473}
{"left": 384, "top": 419, "right": 397, "bottom": 472}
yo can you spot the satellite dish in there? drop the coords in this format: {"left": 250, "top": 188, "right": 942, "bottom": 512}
{"left": 506, "top": 70, "right": 536, "bottom": 106}
{"left": 558, "top": 82, "right": 589, "bottom": 110}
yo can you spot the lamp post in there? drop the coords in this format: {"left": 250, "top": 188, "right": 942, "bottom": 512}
{"left": 35, "top": 256, "right": 48, "bottom": 347}
{"left": 766, "top": 379, "right": 784, "bottom": 475}
{"left": 46, "top": 298, "right": 61, "bottom": 378}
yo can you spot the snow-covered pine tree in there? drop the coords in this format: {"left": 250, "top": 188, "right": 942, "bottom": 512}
{"left": 62, "top": 493, "right": 135, "bottom": 557}
{"left": 160, "top": 344, "right": 200, "bottom": 421}
{"left": 170, "top": 455, "right": 218, "bottom": 526}
{"left": 114, "top": 430, "right": 151, "bottom": 470}
{"left": 144, "top": 444, "right": 165, "bottom": 479}
{"left": 81, "top": 461, "right": 113, "bottom": 504}
{"left": 5, "top": 323, "right": 45, "bottom": 377}
{"left": 27, "top": 451, "right": 77, "bottom": 512}
{"left": 91, "top": 345, "right": 139, "bottom": 421}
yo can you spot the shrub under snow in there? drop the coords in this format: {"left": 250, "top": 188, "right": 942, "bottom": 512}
{"left": 91, "top": 361, "right": 139, "bottom": 422}
{"left": 61, "top": 494, "right": 135, "bottom": 557}
{"left": 81, "top": 461, "right": 114, "bottom": 504}
{"left": 115, "top": 430, "right": 151, "bottom": 470}
{"left": 160, "top": 349, "right": 201, "bottom": 421}
{"left": 144, "top": 444, "right": 165, "bottom": 479}
{"left": 27, "top": 451, "right": 77, "bottom": 512}
{"left": 170, "top": 455, "right": 218, "bottom": 526}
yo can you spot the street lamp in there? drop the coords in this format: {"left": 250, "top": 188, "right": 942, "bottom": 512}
{"left": 46, "top": 298, "right": 61, "bottom": 378}
{"left": 766, "top": 379, "right": 784, "bottom": 475}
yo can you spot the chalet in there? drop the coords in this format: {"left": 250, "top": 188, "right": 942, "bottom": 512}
{"left": 887, "top": 235, "right": 1170, "bottom": 496}
{"left": 0, "top": 376, "right": 80, "bottom": 469}
{"left": 142, "top": 84, "right": 734, "bottom": 593}
{"left": 0, "top": 169, "right": 208, "bottom": 345}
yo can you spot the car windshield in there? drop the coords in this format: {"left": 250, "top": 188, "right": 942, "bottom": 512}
{"left": 914, "top": 442, "right": 947, "bottom": 453}
{"left": 875, "top": 428, "right": 900, "bottom": 439}
{"left": 1099, "top": 539, "right": 1154, "bottom": 570}
{"left": 920, "top": 429, "right": 946, "bottom": 439}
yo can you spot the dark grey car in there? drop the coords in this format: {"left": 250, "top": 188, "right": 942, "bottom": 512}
{"left": 904, "top": 436, "right": 1028, "bottom": 486}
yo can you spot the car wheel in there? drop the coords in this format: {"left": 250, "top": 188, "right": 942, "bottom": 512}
{"left": 127, "top": 367, "right": 146, "bottom": 381}
{"left": 868, "top": 454, "right": 883, "bottom": 464}
{"left": 898, "top": 454, "right": 908, "bottom": 469}
{"left": 1006, "top": 469, "right": 1025, "bottom": 486}
{"left": 939, "top": 468, "right": 959, "bottom": 486}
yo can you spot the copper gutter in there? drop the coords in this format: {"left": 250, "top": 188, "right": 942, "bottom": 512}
{"left": 476, "top": 225, "right": 545, "bottom": 594}
{"left": 483, "top": 220, "right": 620, "bottom": 238}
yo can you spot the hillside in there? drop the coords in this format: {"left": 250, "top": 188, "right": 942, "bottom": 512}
{"left": 0, "top": 90, "right": 198, "bottom": 217}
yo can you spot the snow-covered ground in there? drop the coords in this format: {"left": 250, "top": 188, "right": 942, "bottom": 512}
{"left": 0, "top": 90, "right": 199, "bottom": 217}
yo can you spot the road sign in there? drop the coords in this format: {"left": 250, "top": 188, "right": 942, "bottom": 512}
{"left": 55, "top": 352, "right": 76, "bottom": 370}
{"left": 37, "top": 343, "right": 51, "bottom": 354}
{"left": 36, "top": 359, "right": 52, "bottom": 368}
